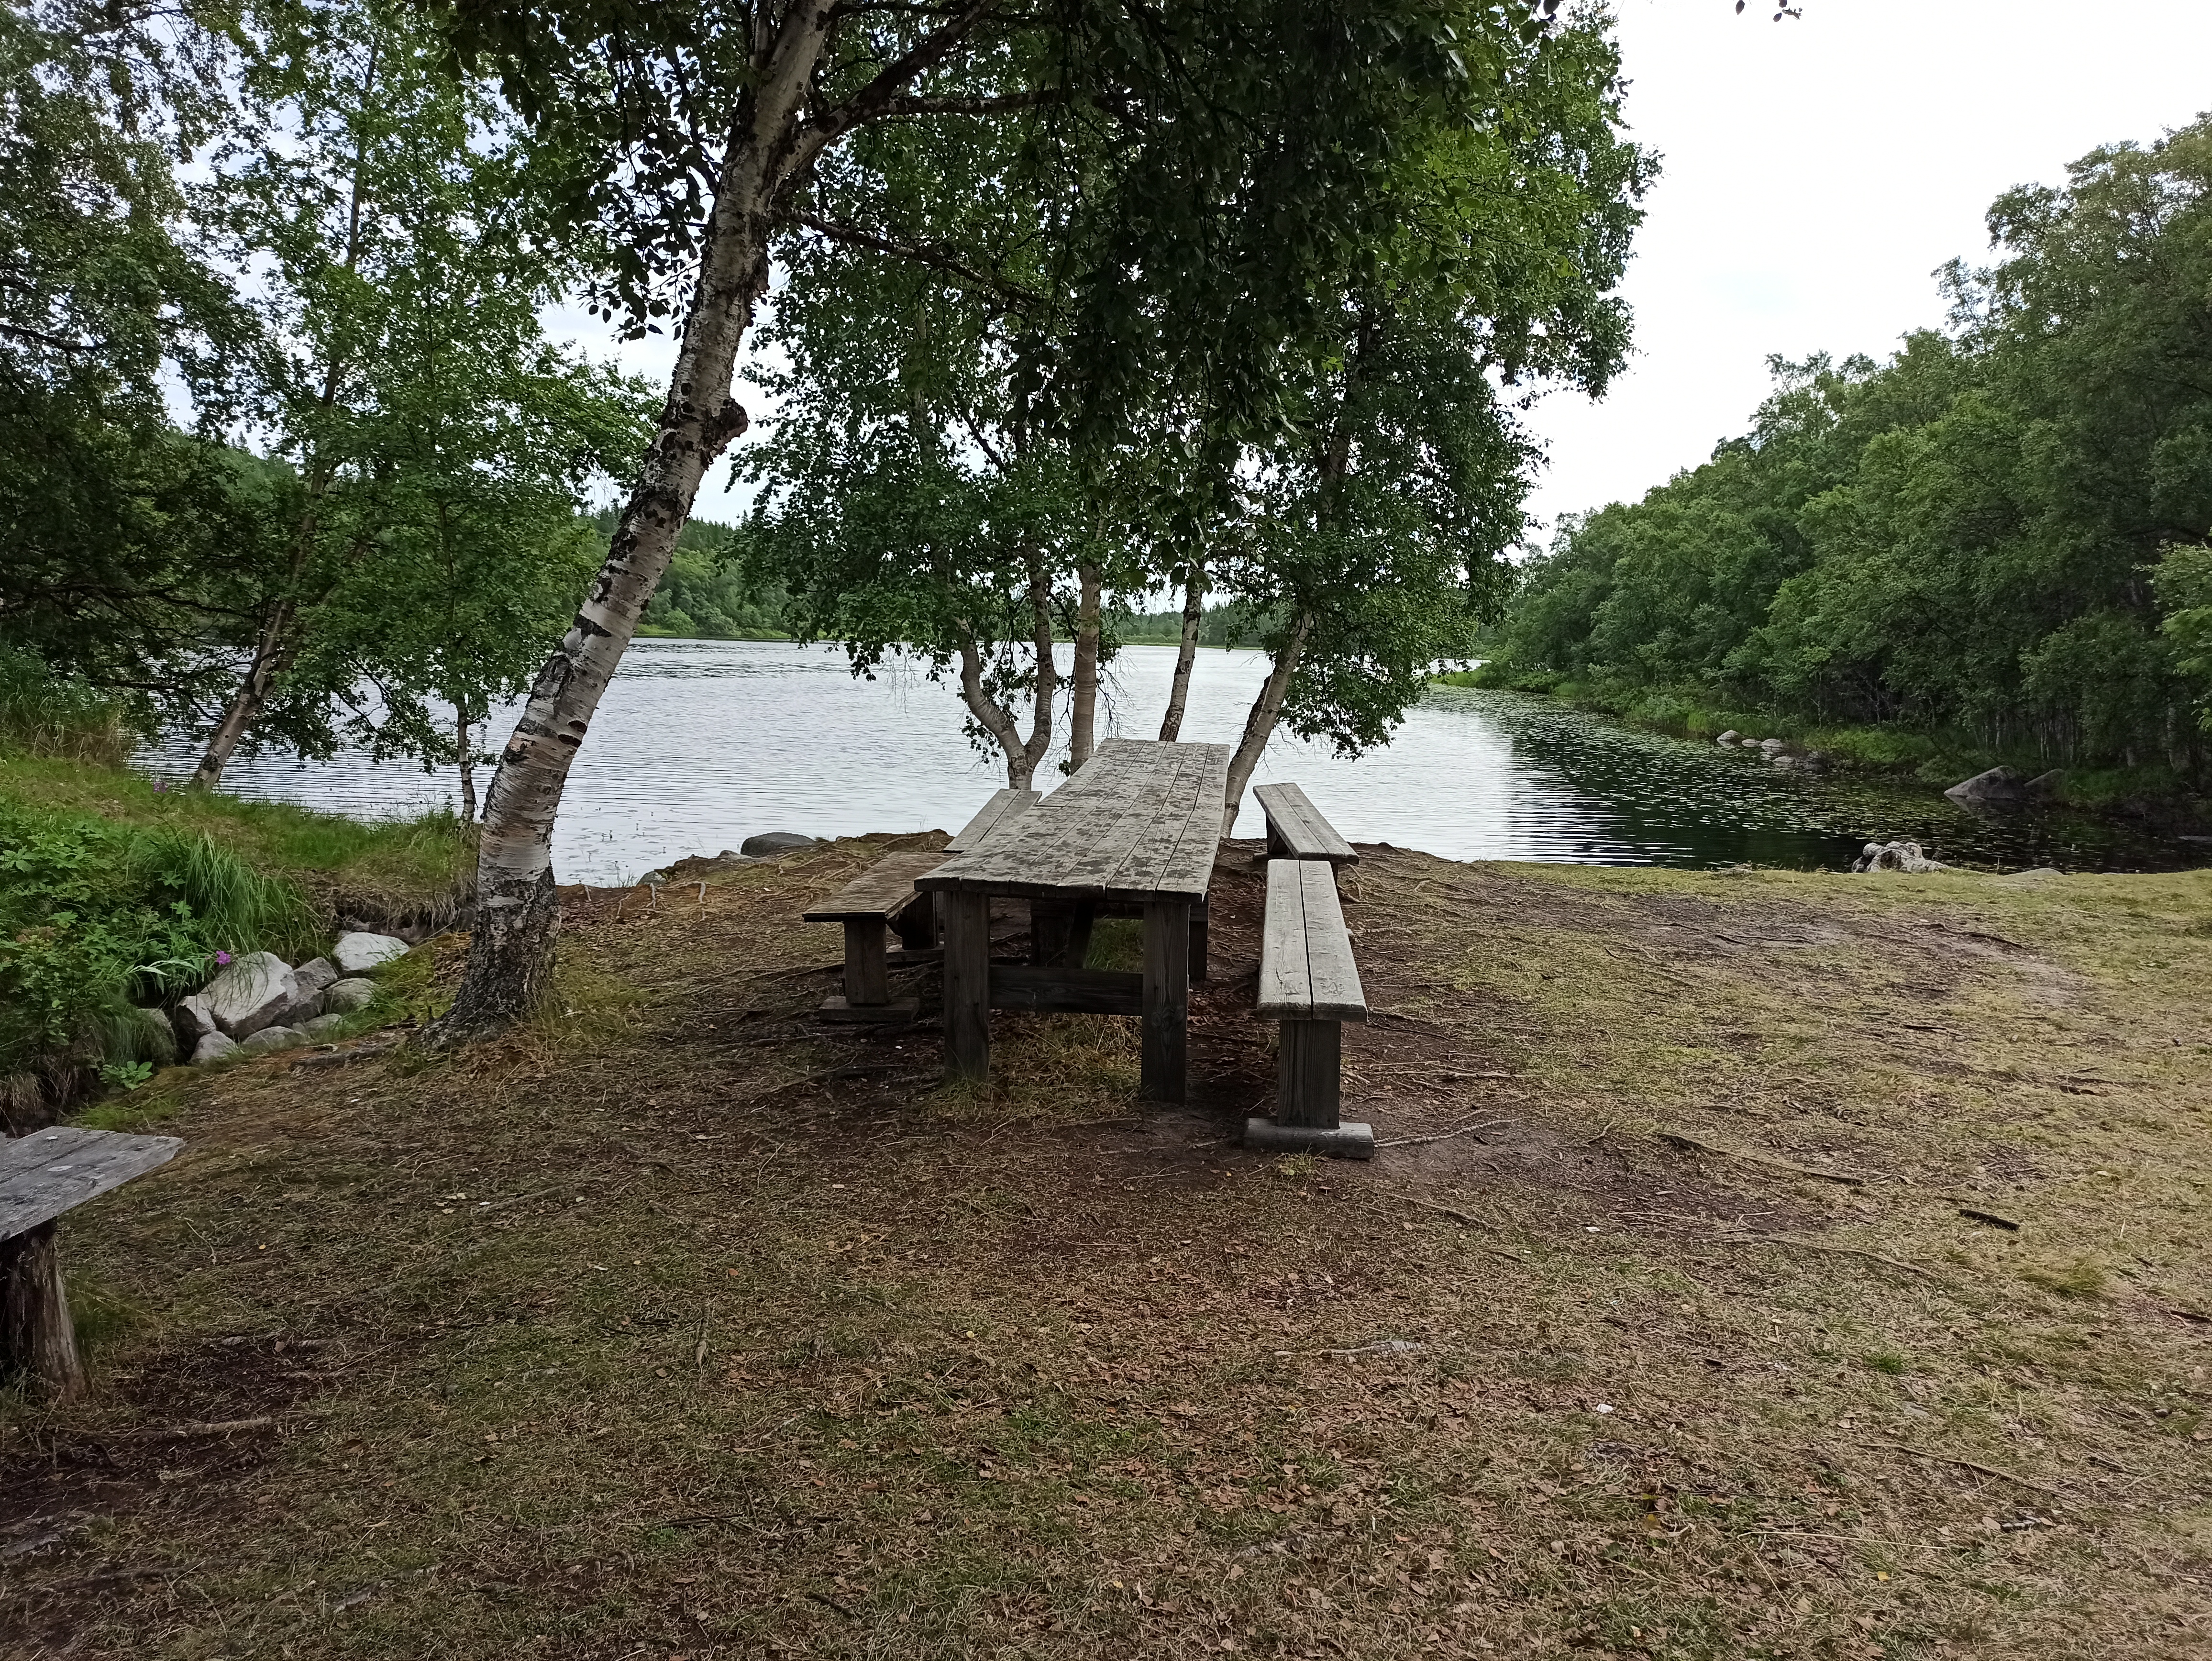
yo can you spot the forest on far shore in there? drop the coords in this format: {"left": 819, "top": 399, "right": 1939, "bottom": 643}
{"left": 1484, "top": 120, "right": 2212, "bottom": 796}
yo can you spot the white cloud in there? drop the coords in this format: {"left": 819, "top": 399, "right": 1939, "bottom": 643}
{"left": 1520, "top": 0, "right": 2212, "bottom": 538}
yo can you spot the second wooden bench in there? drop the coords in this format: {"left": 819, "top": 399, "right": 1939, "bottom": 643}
{"left": 1245, "top": 856, "right": 1371, "bottom": 1159}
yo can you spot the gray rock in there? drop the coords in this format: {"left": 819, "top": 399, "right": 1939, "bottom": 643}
{"left": 740, "top": 831, "right": 820, "bottom": 857}
{"left": 322, "top": 978, "right": 376, "bottom": 1013}
{"left": 238, "top": 1025, "right": 306, "bottom": 1054}
{"left": 332, "top": 931, "right": 410, "bottom": 976}
{"left": 300, "top": 1012, "right": 349, "bottom": 1038}
{"left": 271, "top": 964, "right": 330, "bottom": 1028}
{"left": 638, "top": 868, "right": 672, "bottom": 888}
{"left": 191, "top": 1031, "right": 241, "bottom": 1064}
{"left": 1715, "top": 730, "right": 1741, "bottom": 746}
{"left": 1944, "top": 766, "right": 2027, "bottom": 808}
{"left": 170, "top": 992, "right": 219, "bottom": 1047}
{"left": 1759, "top": 737, "right": 1787, "bottom": 753}
{"left": 1850, "top": 840, "right": 1951, "bottom": 874}
{"left": 2024, "top": 769, "right": 2066, "bottom": 800}
{"left": 292, "top": 956, "right": 339, "bottom": 994}
{"left": 202, "top": 951, "right": 295, "bottom": 1038}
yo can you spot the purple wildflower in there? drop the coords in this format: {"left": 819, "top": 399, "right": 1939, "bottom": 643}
{"left": 154, "top": 780, "right": 167, "bottom": 792}
{"left": 215, "top": 950, "right": 232, "bottom": 966}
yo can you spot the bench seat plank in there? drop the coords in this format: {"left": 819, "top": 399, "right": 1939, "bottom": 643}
{"left": 1256, "top": 860, "right": 1367, "bottom": 1021}
{"left": 1, "top": 1127, "right": 183, "bottom": 1242}
{"left": 1253, "top": 782, "right": 1358, "bottom": 866}
{"left": 802, "top": 850, "right": 947, "bottom": 922}
{"left": 946, "top": 788, "right": 1040, "bottom": 853}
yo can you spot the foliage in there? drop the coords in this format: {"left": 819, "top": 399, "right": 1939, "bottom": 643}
{"left": 0, "top": 797, "right": 316, "bottom": 1074}
{"left": 1493, "top": 120, "right": 2212, "bottom": 780}
{"left": 634, "top": 519, "right": 792, "bottom": 640}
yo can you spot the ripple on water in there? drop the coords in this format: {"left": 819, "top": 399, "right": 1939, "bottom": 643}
{"left": 135, "top": 641, "right": 2207, "bottom": 884}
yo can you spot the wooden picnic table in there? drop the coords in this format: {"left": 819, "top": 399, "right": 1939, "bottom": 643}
{"left": 916, "top": 739, "right": 1230, "bottom": 1101}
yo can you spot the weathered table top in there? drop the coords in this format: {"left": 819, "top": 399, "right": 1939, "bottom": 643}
{"left": 2, "top": 1126, "right": 183, "bottom": 1240}
{"left": 917, "top": 740, "right": 1232, "bottom": 905}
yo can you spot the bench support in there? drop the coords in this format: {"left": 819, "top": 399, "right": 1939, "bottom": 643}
{"left": 842, "top": 920, "right": 890, "bottom": 1007}
{"left": 893, "top": 893, "right": 937, "bottom": 951}
{"left": 1243, "top": 1018, "right": 1374, "bottom": 1159}
{"left": 1140, "top": 899, "right": 1191, "bottom": 1103}
{"left": 1, "top": 1220, "right": 86, "bottom": 1403}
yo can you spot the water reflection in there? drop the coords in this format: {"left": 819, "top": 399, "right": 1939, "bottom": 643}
{"left": 136, "top": 640, "right": 2206, "bottom": 884}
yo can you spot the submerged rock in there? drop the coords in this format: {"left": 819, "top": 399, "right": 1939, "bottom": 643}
{"left": 740, "top": 831, "right": 820, "bottom": 856}
{"left": 1716, "top": 730, "right": 1741, "bottom": 746}
{"left": 201, "top": 951, "right": 294, "bottom": 1038}
{"left": 332, "top": 931, "right": 410, "bottom": 976}
{"left": 1944, "top": 766, "right": 2027, "bottom": 808}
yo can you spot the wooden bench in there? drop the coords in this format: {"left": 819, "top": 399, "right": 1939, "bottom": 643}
{"left": 803, "top": 849, "right": 948, "bottom": 1022}
{"left": 1245, "top": 858, "right": 1372, "bottom": 1158}
{"left": 1253, "top": 781, "right": 1357, "bottom": 866}
{"left": 3, "top": 1126, "right": 182, "bottom": 1401}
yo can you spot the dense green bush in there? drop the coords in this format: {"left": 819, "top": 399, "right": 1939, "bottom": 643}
{"left": 0, "top": 800, "right": 314, "bottom": 1075}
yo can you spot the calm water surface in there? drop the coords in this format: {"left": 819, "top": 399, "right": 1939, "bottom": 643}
{"left": 138, "top": 641, "right": 2207, "bottom": 885}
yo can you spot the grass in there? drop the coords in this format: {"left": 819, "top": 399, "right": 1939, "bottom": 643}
{"left": 4, "top": 838, "right": 2211, "bottom": 1658}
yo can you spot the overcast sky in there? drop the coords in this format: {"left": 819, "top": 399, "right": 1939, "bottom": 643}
{"left": 555, "top": 0, "right": 2212, "bottom": 539}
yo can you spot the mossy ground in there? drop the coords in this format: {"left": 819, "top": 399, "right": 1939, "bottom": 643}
{"left": 4, "top": 838, "right": 2210, "bottom": 1659}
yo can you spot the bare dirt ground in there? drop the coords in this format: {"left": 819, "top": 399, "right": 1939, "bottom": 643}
{"left": 4, "top": 839, "right": 2209, "bottom": 1660}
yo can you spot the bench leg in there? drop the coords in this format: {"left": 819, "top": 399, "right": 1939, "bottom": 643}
{"left": 1278, "top": 1019, "right": 1342, "bottom": 1128}
{"left": 893, "top": 893, "right": 937, "bottom": 951}
{"left": 942, "top": 891, "right": 991, "bottom": 1081}
{"left": 843, "top": 919, "right": 890, "bottom": 1006}
{"left": 0, "top": 1220, "right": 85, "bottom": 1404}
{"left": 1140, "top": 899, "right": 1191, "bottom": 1103}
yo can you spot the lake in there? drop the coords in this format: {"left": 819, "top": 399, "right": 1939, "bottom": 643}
{"left": 138, "top": 640, "right": 2208, "bottom": 885}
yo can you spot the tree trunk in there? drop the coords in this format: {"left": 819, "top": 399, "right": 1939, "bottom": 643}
{"left": 421, "top": 10, "right": 835, "bottom": 1047}
{"left": 1069, "top": 561, "right": 1101, "bottom": 769}
{"left": 455, "top": 704, "right": 476, "bottom": 822}
{"left": 1220, "top": 608, "right": 1313, "bottom": 838}
{"left": 190, "top": 598, "right": 296, "bottom": 789}
{"left": 1158, "top": 562, "right": 1205, "bottom": 741}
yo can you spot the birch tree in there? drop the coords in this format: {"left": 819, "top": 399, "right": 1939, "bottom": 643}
{"left": 422, "top": 0, "right": 1582, "bottom": 1041}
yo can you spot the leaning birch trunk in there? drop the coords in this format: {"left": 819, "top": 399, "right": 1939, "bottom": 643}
{"left": 1219, "top": 609, "right": 1313, "bottom": 838}
{"left": 1157, "top": 563, "right": 1204, "bottom": 742}
{"left": 455, "top": 705, "right": 477, "bottom": 823}
{"left": 955, "top": 630, "right": 1038, "bottom": 788}
{"left": 191, "top": 598, "right": 297, "bottom": 789}
{"left": 420, "top": 15, "right": 833, "bottom": 1046}
{"left": 1068, "top": 562, "right": 1101, "bottom": 769}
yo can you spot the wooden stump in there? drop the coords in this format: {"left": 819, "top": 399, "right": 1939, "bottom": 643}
{"left": 1, "top": 1221, "right": 85, "bottom": 1403}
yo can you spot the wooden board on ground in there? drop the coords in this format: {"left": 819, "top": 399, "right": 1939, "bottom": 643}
{"left": 802, "top": 850, "right": 947, "bottom": 922}
{"left": 1, "top": 1127, "right": 183, "bottom": 1241}
{"left": 919, "top": 740, "right": 1230, "bottom": 905}
{"left": 1256, "top": 858, "right": 1368, "bottom": 1021}
{"left": 946, "top": 789, "right": 1040, "bottom": 853}
{"left": 1253, "top": 781, "right": 1358, "bottom": 865}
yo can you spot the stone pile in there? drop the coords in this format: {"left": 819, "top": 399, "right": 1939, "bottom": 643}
{"left": 167, "top": 930, "right": 412, "bottom": 1065}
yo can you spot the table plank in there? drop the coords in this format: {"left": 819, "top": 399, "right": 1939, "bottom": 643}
{"left": 945, "top": 789, "right": 1040, "bottom": 853}
{"left": 919, "top": 740, "right": 1230, "bottom": 903}
{"left": 1, "top": 1127, "right": 183, "bottom": 1241}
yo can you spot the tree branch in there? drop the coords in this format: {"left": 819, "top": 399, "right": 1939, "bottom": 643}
{"left": 785, "top": 209, "right": 1043, "bottom": 307}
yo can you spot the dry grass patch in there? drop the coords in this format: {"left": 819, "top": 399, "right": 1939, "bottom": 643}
{"left": 2, "top": 839, "right": 2209, "bottom": 1659}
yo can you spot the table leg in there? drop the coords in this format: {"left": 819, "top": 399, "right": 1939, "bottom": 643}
{"left": 1190, "top": 897, "right": 1209, "bottom": 983}
{"left": 1141, "top": 899, "right": 1191, "bottom": 1103}
{"left": 0, "top": 1219, "right": 85, "bottom": 1404}
{"left": 942, "top": 891, "right": 991, "bottom": 1080}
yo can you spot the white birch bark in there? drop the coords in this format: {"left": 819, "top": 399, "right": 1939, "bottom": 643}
{"left": 425, "top": 7, "right": 838, "bottom": 1042}
{"left": 1157, "top": 563, "right": 1205, "bottom": 742}
{"left": 1068, "top": 561, "right": 1101, "bottom": 769}
{"left": 1219, "top": 608, "right": 1312, "bottom": 838}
